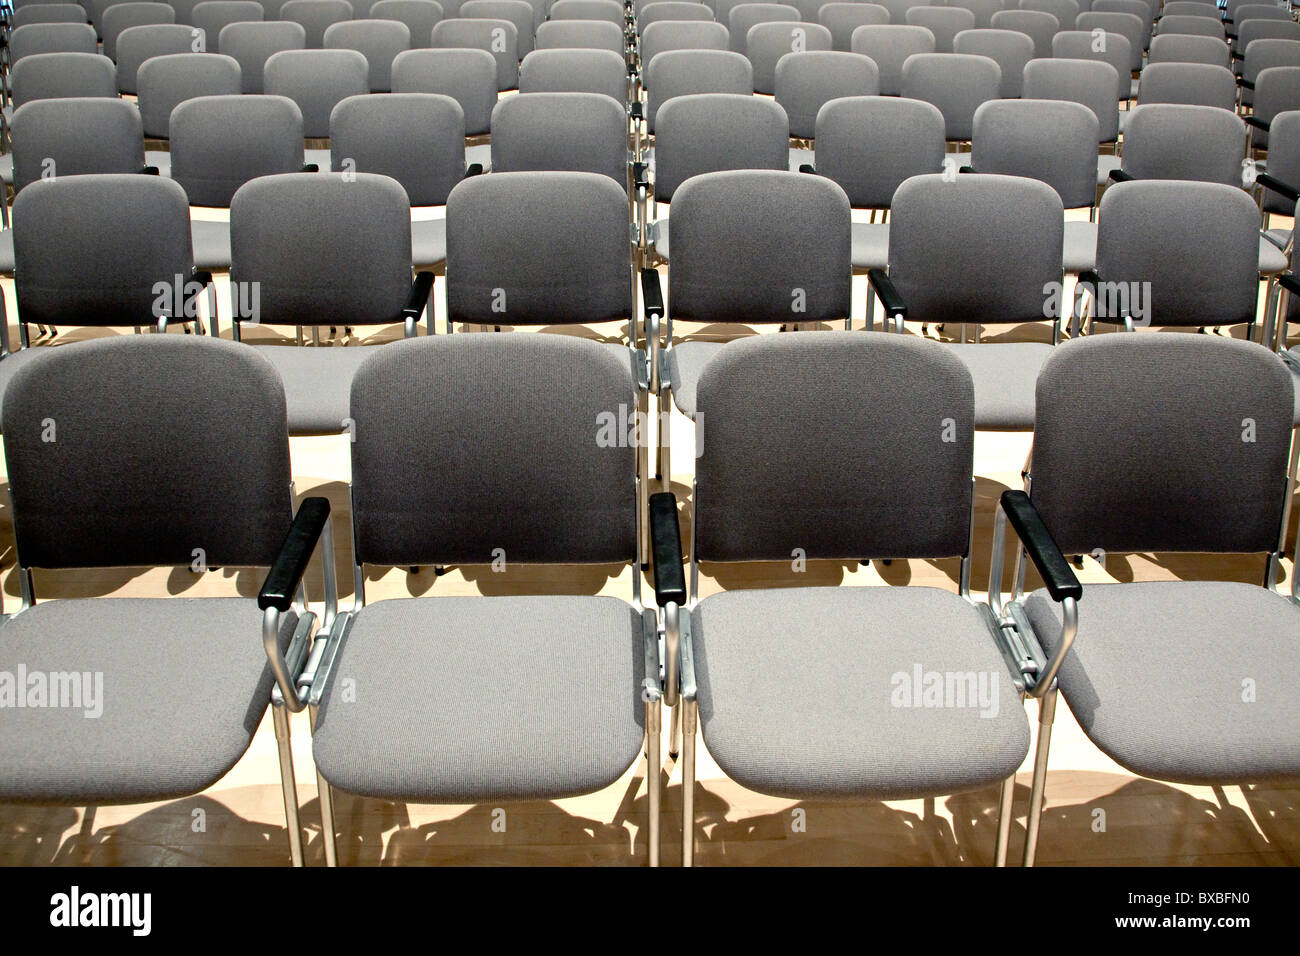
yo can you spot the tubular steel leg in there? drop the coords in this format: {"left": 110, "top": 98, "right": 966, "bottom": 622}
{"left": 272, "top": 700, "right": 304, "bottom": 867}
{"left": 1022, "top": 688, "right": 1058, "bottom": 867}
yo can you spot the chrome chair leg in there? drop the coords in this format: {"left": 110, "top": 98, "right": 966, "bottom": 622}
{"left": 1022, "top": 688, "right": 1058, "bottom": 867}
{"left": 272, "top": 698, "right": 305, "bottom": 867}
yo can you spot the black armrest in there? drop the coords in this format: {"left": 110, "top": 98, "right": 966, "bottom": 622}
{"left": 259, "top": 497, "right": 332, "bottom": 613}
{"left": 1258, "top": 172, "right": 1300, "bottom": 204}
{"left": 1226, "top": 31, "right": 1237, "bottom": 41}
{"left": 1076, "top": 268, "right": 1101, "bottom": 296}
{"left": 1238, "top": 77, "right": 1255, "bottom": 90}
{"left": 632, "top": 160, "right": 649, "bottom": 191}
{"left": 140, "top": 165, "right": 160, "bottom": 176}
{"left": 867, "top": 268, "right": 907, "bottom": 319}
{"left": 1000, "top": 490, "right": 1081, "bottom": 603}
{"left": 1231, "top": 50, "right": 1244, "bottom": 61}
{"left": 959, "top": 165, "right": 974, "bottom": 174}
{"left": 799, "top": 163, "right": 816, "bottom": 174}
{"left": 182, "top": 270, "right": 213, "bottom": 318}
{"left": 463, "top": 163, "right": 484, "bottom": 178}
{"left": 1107, "top": 168, "right": 1134, "bottom": 183}
{"left": 403, "top": 270, "right": 436, "bottom": 320}
{"left": 629, "top": 101, "right": 643, "bottom": 120}
{"left": 300, "top": 163, "right": 319, "bottom": 173}
{"left": 1278, "top": 272, "right": 1300, "bottom": 297}
{"left": 1245, "top": 114, "right": 1269, "bottom": 132}
{"left": 649, "top": 492, "right": 686, "bottom": 608}
{"left": 641, "top": 267, "right": 664, "bottom": 320}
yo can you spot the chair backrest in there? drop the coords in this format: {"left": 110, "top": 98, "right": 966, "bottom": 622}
{"left": 653, "top": 92, "right": 788, "bottom": 200}
{"left": 1018, "top": 0, "right": 1077, "bottom": 28}
{"left": 323, "top": 18, "right": 412, "bottom": 89}
{"left": 460, "top": 0, "right": 534, "bottom": 55}
{"left": 1094, "top": 179, "right": 1260, "bottom": 328}
{"left": 745, "top": 20, "right": 832, "bottom": 93}
{"left": 279, "top": 0, "right": 354, "bottom": 47}
{"left": 1052, "top": 28, "right": 1133, "bottom": 100}
{"left": 1147, "top": 32, "right": 1230, "bottom": 68}
{"left": 1022, "top": 56, "right": 1121, "bottom": 142}
{"left": 873, "top": 0, "right": 929, "bottom": 22}
{"left": 947, "top": 0, "right": 1007, "bottom": 30}
{"left": 1156, "top": 13, "right": 1226, "bottom": 40}
{"left": 1235, "top": 20, "right": 1300, "bottom": 68}
{"left": 330, "top": 92, "right": 465, "bottom": 205}
{"left": 170, "top": 94, "right": 305, "bottom": 206}
{"left": 1137, "top": 61, "right": 1236, "bottom": 110}
{"left": 813, "top": 94, "right": 945, "bottom": 208}
{"left": 988, "top": 8, "right": 1057, "bottom": 58}
{"left": 728, "top": 2, "right": 799, "bottom": 53}
{"left": 12, "top": 4, "right": 89, "bottom": 27}
{"left": 535, "top": 18, "right": 624, "bottom": 51}
{"left": 13, "top": 173, "right": 196, "bottom": 329}
{"left": 1251, "top": 64, "right": 1300, "bottom": 145}
{"left": 905, "top": 4, "right": 975, "bottom": 52}
{"left": 693, "top": 331, "right": 975, "bottom": 562}
{"left": 191, "top": 0, "right": 264, "bottom": 46}
{"left": 392, "top": 47, "right": 498, "bottom": 134}
{"left": 640, "top": 20, "right": 730, "bottom": 66}
{"left": 116, "top": 23, "right": 205, "bottom": 94}
{"left": 954, "top": 26, "right": 1034, "bottom": 96}
{"left": 136, "top": 52, "right": 242, "bottom": 138}
{"left": 1262, "top": 109, "right": 1300, "bottom": 216}
{"left": 101, "top": 2, "right": 175, "bottom": 60}
{"left": 1092, "top": 0, "right": 1148, "bottom": 21}
{"left": 218, "top": 20, "right": 308, "bottom": 92}
{"left": 817, "top": 1, "right": 888, "bottom": 50}
{"left": 9, "top": 22, "right": 98, "bottom": 61}
{"left": 645, "top": 48, "right": 752, "bottom": 129}
{"left": 1030, "top": 334, "right": 1293, "bottom": 556}
{"left": 1075, "top": 11, "right": 1144, "bottom": 70}
{"left": 1233, "top": 3, "right": 1291, "bottom": 25}
{"left": 370, "top": 0, "right": 444, "bottom": 47}
{"left": 775, "top": 49, "right": 878, "bottom": 139}
{"left": 2, "top": 336, "right": 293, "bottom": 571}
{"left": 264, "top": 48, "right": 369, "bottom": 137}
{"left": 900, "top": 52, "right": 1001, "bottom": 141}
{"left": 550, "top": 0, "right": 623, "bottom": 22}
{"left": 431, "top": 17, "right": 519, "bottom": 89}
{"left": 519, "top": 47, "right": 627, "bottom": 102}
{"left": 229, "top": 172, "right": 413, "bottom": 327}
{"left": 10, "top": 98, "right": 144, "bottom": 193}
{"left": 11, "top": 52, "right": 118, "bottom": 107}
{"left": 1162, "top": 0, "right": 1220, "bottom": 15}
{"left": 849, "top": 23, "right": 935, "bottom": 95}
{"left": 668, "top": 168, "right": 851, "bottom": 326}
{"left": 971, "top": 98, "right": 1099, "bottom": 208}
{"left": 887, "top": 172, "right": 1064, "bottom": 325}
{"left": 1120, "top": 103, "right": 1245, "bottom": 185}
{"left": 1242, "top": 37, "right": 1300, "bottom": 84}
{"left": 489, "top": 92, "right": 628, "bottom": 185}
{"left": 445, "top": 170, "right": 631, "bottom": 325}
{"left": 640, "top": 0, "right": 714, "bottom": 32}
{"left": 349, "top": 334, "right": 638, "bottom": 567}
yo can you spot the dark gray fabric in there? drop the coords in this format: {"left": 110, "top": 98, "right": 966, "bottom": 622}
{"left": 191, "top": 0, "right": 264, "bottom": 51}
{"left": 460, "top": 0, "right": 534, "bottom": 55}
{"left": 550, "top": 0, "right": 623, "bottom": 22}
{"left": 641, "top": 19, "right": 729, "bottom": 69}
{"left": 1137, "top": 62, "right": 1236, "bottom": 111}
{"left": 101, "top": 2, "right": 174, "bottom": 60}
{"left": 431, "top": 17, "right": 519, "bottom": 89}
{"left": 446, "top": 171, "right": 631, "bottom": 324}
{"left": 1, "top": 336, "right": 292, "bottom": 568}
{"left": 9, "top": 22, "right": 98, "bottom": 61}
{"left": 1051, "top": 29, "right": 1132, "bottom": 101}
{"left": 905, "top": 5, "right": 974, "bottom": 52}
{"left": 947, "top": 0, "right": 1004, "bottom": 29}
{"left": 10, "top": 98, "right": 145, "bottom": 195}
{"left": 818, "top": 1, "right": 888, "bottom": 50}
{"left": 13, "top": 174, "right": 195, "bottom": 330}
{"left": 0, "top": 230, "right": 12, "bottom": 274}
{"left": 745, "top": 20, "right": 831, "bottom": 93}
{"left": 813, "top": 95, "right": 945, "bottom": 208}
{"left": 349, "top": 335, "right": 638, "bottom": 565}
{"left": 535, "top": 18, "right": 624, "bottom": 51}
{"left": 727, "top": 2, "right": 798, "bottom": 54}
{"left": 1121, "top": 103, "right": 1244, "bottom": 184}
{"left": 653, "top": 93, "right": 788, "bottom": 200}
{"left": 489, "top": 92, "right": 628, "bottom": 184}
{"left": 1022, "top": 56, "right": 1121, "bottom": 142}
{"left": 230, "top": 172, "right": 413, "bottom": 327}
{"left": 170, "top": 95, "right": 304, "bottom": 207}
{"left": 12, "top": 4, "right": 90, "bottom": 27}
{"left": 645, "top": 49, "right": 752, "bottom": 131}
{"left": 323, "top": 19, "right": 412, "bottom": 90}
{"left": 1094, "top": 180, "right": 1260, "bottom": 328}
{"left": 971, "top": 99, "right": 1099, "bottom": 209}
{"left": 264, "top": 48, "right": 368, "bottom": 137}
{"left": 944, "top": 341, "right": 1052, "bottom": 430}
{"left": 954, "top": 28, "right": 1035, "bottom": 97}
{"left": 1147, "top": 32, "right": 1230, "bottom": 68}
{"left": 1020, "top": 0, "right": 1077, "bottom": 28}
{"left": 989, "top": 8, "right": 1058, "bottom": 58}
{"left": 11, "top": 52, "right": 118, "bottom": 107}
{"left": 887, "top": 173, "right": 1063, "bottom": 326}
{"left": 168, "top": 0, "right": 208, "bottom": 24}
{"left": 137, "top": 53, "right": 242, "bottom": 139}
{"left": 1030, "top": 334, "right": 1293, "bottom": 555}
{"left": 668, "top": 169, "right": 850, "bottom": 326}
{"left": 312, "top": 596, "right": 645, "bottom": 801}
{"left": 1262, "top": 109, "right": 1300, "bottom": 217}
{"left": 1075, "top": 11, "right": 1144, "bottom": 70}
{"left": 1025, "top": 582, "right": 1300, "bottom": 784}
{"left": 1240, "top": 39, "right": 1300, "bottom": 111}
{"left": 900, "top": 52, "right": 1001, "bottom": 141}
{"left": 1234, "top": 19, "right": 1300, "bottom": 68}
{"left": 330, "top": 93, "right": 465, "bottom": 205}
{"left": 693, "top": 332, "right": 972, "bottom": 560}
{"left": 694, "top": 586, "right": 1029, "bottom": 799}
{"left": 252, "top": 343, "right": 375, "bottom": 434}
{"left": 640, "top": 1, "right": 716, "bottom": 32}
{"left": 0, "top": 344, "right": 45, "bottom": 410}
{"left": 1251, "top": 66, "right": 1300, "bottom": 149}
{"left": 849, "top": 24, "right": 935, "bottom": 95}
{"left": 518, "top": 48, "right": 627, "bottom": 102}
{"left": 115, "top": 23, "right": 200, "bottom": 93}
{"left": 371, "top": 0, "right": 444, "bottom": 47}
{"left": 1156, "top": 13, "right": 1225, "bottom": 39}
{"left": 279, "top": 0, "right": 352, "bottom": 47}
{"left": 217, "top": 20, "right": 307, "bottom": 93}
{"left": 774, "top": 50, "right": 877, "bottom": 139}
{"left": 392, "top": 47, "right": 497, "bottom": 134}
{"left": 0, "top": 598, "right": 296, "bottom": 804}
{"left": 190, "top": 219, "right": 232, "bottom": 270}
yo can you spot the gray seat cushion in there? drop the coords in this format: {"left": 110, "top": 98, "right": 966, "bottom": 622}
{"left": 665, "top": 339, "right": 724, "bottom": 420}
{"left": 304, "top": 147, "right": 331, "bottom": 169}
{"left": 0, "top": 346, "right": 51, "bottom": 415}
{"left": 1097, "top": 153, "right": 1122, "bottom": 186}
{"left": 411, "top": 217, "right": 447, "bottom": 268}
{"left": 1023, "top": 581, "right": 1300, "bottom": 784}
{"left": 311, "top": 595, "right": 646, "bottom": 801}
{"left": 0, "top": 598, "right": 296, "bottom": 804}
{"left": 650, "top": 216, "right": 669, "bottom": 261}
{"left": 145, "top": 149, "right": 171, "bottom": 178}
{"left": 1063, "top": 219, "right": 1097, "bottom": 274}
{"left": 0, "top": 228, "right": 13, "bottom": 274}
{"left": 253, "top": 343, "right": 384, "bottom": 436}
{"left": 191, "top": 219, "right": 232, "bottom": 270}
{"left": 789, "top": 146, "right": 813, "bottom": 171}
{"left": 1259, "top": 235, "right": 1289, "bottom": 275}
{"left": 945, "top": 341, "right": 1053, "bottom": 431}
{"left": 1264, "top": 226, "right": 1291, "bottom": 250}
{"left": 851, "top": 220, "right": 889, "bottom": 270}
{"left": 693, "top": 586, "right": 1030, "bottom": 799}
{"left": 466, "top": 143, "right": 492, "bottom": 170}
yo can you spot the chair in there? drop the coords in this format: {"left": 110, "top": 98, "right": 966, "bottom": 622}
{"left": 370, "top": 0, "right": 444, "bottom": 47}
{"left": 642, "top": 48, "right": 752, "bottom": 134}
{"left": 10, "top": 52, "right": 118, "bottom": 109}
{"left": 100, "top": 2, "right": 175, "bottom": 60}
{"left": 728, "top": 2, "right": 798, "bottom": 54}
{"left": 640, "top": 20, "right": 730, "bottom": 72}
{"left": 191, "top": 0, "right": 265, "bottom": 45}
{"left": 323, "top": 18, "right": 411, "bottom": 90}
{"left": 1162, "top": 0, "right": 1220, "bottom": 16}
{"left": 11, "top": 4, "right": 89, "bottom": 27}
{"left": 489, "top": 91, "right": 629, "bottom": 185}
{"left": 392, "top": 46, "right": 498, "bottom": 141}
{"left": 906, "top": 4, "right": 975, "bottom": 52}
{"left": 136, "top": 52, "right": 242, "bottom": 140}
{"left": 639, "top": 0, "right": 714, "bottom": 32}
{"left": 1147, "top": 32, "right": 1231, "bottom": 67}
{"left": 996, "top": 333, "right": 1297, "bottom": 866}
{"left": 519, "top": 47, "right": 628, "bottom": 103}
{"left": 549, "top": 0, "right": 623, "bottom": 22}
{"left": 0, "top": 334, "right": 332, "bottom": 870}
{"left": 536, "top": 17, "right": 626, "bottom": 52}
{"left": 218, "top": 20, "right": 309, "bottom": 93}
{"left": 849, "top": 23, "right": 935, "bottom": 95}
{"left": 745, "top": 20, "right": 832, "bottom": 94}
{"left": 1022, "top": 58, "right": 1121, "bottom": 183}
{"left": 817, "top": 1, "right": 888, "bottom": 50}
{"left": 431, "top": 17, "right": 520, "bottom": 90}
{"left": 900, "top": 52, "right": 1001, "bottom": 144}
{"left": 279, "top": 0, "right": 354, "bottom": 47}
{"left": 774, "top": 49, "right": 878, "bottom": 141}
{"left": 115, "top": 23, "right": 205, "bottom": 94}
{"left": 264, "top": 48, "right": 369, "bottom": 138}
{"left": 1052, "top": 29, "right": 1134, "bottom": 101}
{"left": 8, "top": 22, "right": 98, "bottom": 62}
{"left": 669, "top": 327, "right": 1032, "bottom": 865}
{"left": 989, "top": 8, "right": 1057, "bottom": 58}
{"left": 460, "top": 0, "right": 534, "bottom": 56}
{"left": 955, "top": 26, "right": 1035, "bottom": 97}
{"left": 1255, "top": 109, "right": 1300, "bottom": 243}
{"left": 1155, "top": 13, "right": 1226, "bottom": 41}
{"left": 1019, "top": 0, "right": 1077, "bottom": 29}
{"left": 1075, "top": 11, "right": 1145, "bottom": 73}
{"left": 1232, "top": 20, "right": 1300, "bottom": 74}
{"left": 948, "top": 0, "right": 1007, "bottom": 30}
{"left": 1237, "top": 37, "right": 1300, "bottom": 110}
{"left": 1135, "top": 61, "right": 1236, "bottom": 110}
{"left": 1247, "top": 64, "right": 1300, "bottom": 152}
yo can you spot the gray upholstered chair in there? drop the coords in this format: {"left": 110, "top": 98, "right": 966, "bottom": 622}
{"left": 1148, "top": 32, "right": 1230, "bottom": 67}
{"left": 1022, "top": 57, "right": 1122, "bottom": 184}
{"left": 324, "top": 18, "right": 412, "bottom": 90}
{"left": 536, "top": 17, "right": 626, "bottom": 52}
{"left": 227, "top": 172, "right": 435, "bottom": 434}
{"left": 217, "top": 19, "right": 308, "bottom": 93}
{"left": 115, "top": 23, "right": 206, "bottom": 94}
{"left": 774, "top": 49, "right": 878, "bottom": 146}
{"left": 1231, "top": 20, "right": 1300, "bottom": 74}
{"left": 1019, "top": 0, "right": 1077, "bottom": 29}
{"left": 745, "top": 21, "right": 832, "bottom": 95}
{"left": 136, "top": 52, "right": 242, "bottom": 142}
{"left": 901, "top": 52, "right": 1001, "bottom": 144}
{"left": 8, "top": 22, "right": 98, "bottom": 63}
{"left": 1135, "top": 61, "right": 1237, "bottom": 111}
{"left": 460, "top": 0, "right": 534, "bottom": 55}
{"left": 955, "top": 27, "right": 1035, "bottom": 97}
{"left": 642, "top": 48, "right": 751, "bottom": 136}
{"left": 489, "top": 91, "right": 629, "bottom": 188}
{"left": 518, "top": 47, "right": 628, "bottom": 103}
{"left": 431, "top": 17, "right": 520, "bottom": 90}
{"left": 849, "top": 24, "right": 935, "bottom": 96}
{"left": 371, "top": 0, "right": 444, "bottom": 46}
{"left": 727, "top": 2, "right": 797, "bottom": 54}
{"left": 991, "top": 333, "right": 1298, "bottom": 866}
{"left": 949, "top": 0, "right": 1008, "bottom": 29}
{"left": 293, "top": 332, "right": 662, "bottom": 865}
{"left": 0, "top": 334, "right": 334, "bottom": 869}
{"left": 1246, "top": 64, "right": 1300, "bottom": 151}
{"left": 11, "top": 3, "right": 89, "bottom": 27}
{"left": 989, "top": 8, "right": 1058, "bottom": 59}
{"left": 1156, "top": 12, "right": 1226, "bottom": 41}
{"left": 264, "top": 48, "right": 369, "bottom": 138}
{"left": 640, "top": 21, "right": 730, "bottom": 78}
{"left": 817, "top": 1, "right": 887, "bottom": 51}
{"left": 1051, "top": 29, "right": 1134, "bottom": 102}
{"left": 668, "top": 330, "right": 1032, "bottom": 866}
{"left": 101, "top": 2, "right": 175, "bottom": 61}
{"left": 550, "top": 0, "right": 623, "bottom": 23}
{"left": 392, "top": 47, "right": 498, "bottom": 160}
{"left": 639, "top": 0, "right": 714, "bottom": 33}
{"left": 906, "top": 4, "right": 975, "bottom": 52}
{"left": 1075, "top": 11, "right": 1145, "bottom": 73}
{"left": 1237, "top": 38, "right": 1300, "bottom": 110}
{"left": 1255, "top": 110, "right": 1300, "bottom": 249}
{"left": 191, "top": 0, "right": 265, "bottom": 46}
{"left": 279, "top": 0, "right": 353, "bottom": 47}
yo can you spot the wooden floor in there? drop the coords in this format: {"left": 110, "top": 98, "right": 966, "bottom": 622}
{"left": 1, "top": 208, "right": 1299, "bottom": 866}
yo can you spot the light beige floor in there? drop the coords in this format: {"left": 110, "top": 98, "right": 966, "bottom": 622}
{"left": 1, "top": 213, "right": 1298, "bottom": 866}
